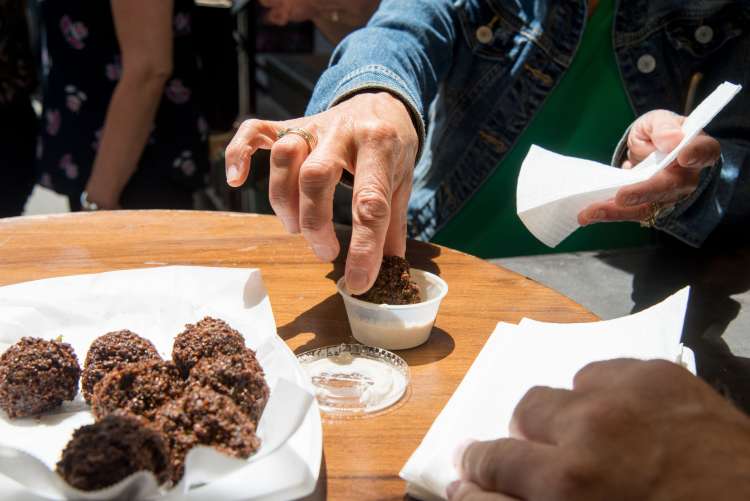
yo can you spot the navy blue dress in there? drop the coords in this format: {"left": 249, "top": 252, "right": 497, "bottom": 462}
{"left": 37, "top": 0, "right": 208, "bottom": 209}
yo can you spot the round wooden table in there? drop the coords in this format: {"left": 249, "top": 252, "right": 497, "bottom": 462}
{"left": 0, "top": 211, "right": 596, "bottom": 500}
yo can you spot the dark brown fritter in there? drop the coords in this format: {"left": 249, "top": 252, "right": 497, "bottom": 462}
{"left": 354, "top": 256, "right": 421, "bottom": 305}
{"left": 172, "top": 317, "right": 247, "bottom": 377}
{"left": 91, "top": 359, "right": 185, "bottom": 421}
{"left": 154, "top": 384, "right": 261, "bottom": 482}
{"left": 81, "top": 330, "right": 161, "bottom": 404}
{"left": 188, "top": 351, "right": 269, "bottom": 425}
{"left": 56, "top": 414, "right": 170, "bottom": 491}
{"left": 0, "top": 337, "right": 80, "bottom": 418}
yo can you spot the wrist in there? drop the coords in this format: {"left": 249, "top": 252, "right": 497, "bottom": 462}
{"left": 81, "top": 185, "right": 120, "bottom": 210}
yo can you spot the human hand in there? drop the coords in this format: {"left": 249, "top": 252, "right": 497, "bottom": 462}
{"left": 578, "top": 110, "right": 721, "bottom": 226}
{"left": 450, "top": 359, "right": 750, "bottom": 501}
{"left": 224, "top": 92, "right": 418, "bottom": 294}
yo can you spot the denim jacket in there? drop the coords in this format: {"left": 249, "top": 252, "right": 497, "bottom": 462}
{"left": 307, "top": 0, "right": 750, "bottom": 246}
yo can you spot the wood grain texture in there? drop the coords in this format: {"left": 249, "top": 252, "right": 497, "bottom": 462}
{"left": 0, "top": 211, "right": 597, "bottom": 500}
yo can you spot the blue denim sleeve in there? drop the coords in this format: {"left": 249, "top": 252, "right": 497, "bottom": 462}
{"left": 305, "top": 0, "right": 458, "bottom": 158}
{"left": 655, "top": 139, "right": 749, "bottom": 247}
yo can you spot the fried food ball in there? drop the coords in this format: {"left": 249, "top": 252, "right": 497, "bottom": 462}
{"left": 0, "top": 337, "right": 80, "bottom": 418}
{"left": 91, "top": 359, "right": 184, "bottom": 421}
{"left": 188, "top": 352, "right": 269, "bottom": 425}
{"left": 172, "top": 317, "right": 247, "bottom": 377}
{"left": 154, "top": 384, "right": 261, "bottom": 482}
{"left": 81, "top": 330, "right": 161, "bottom": 404}
{"left": 354, "top": 256, "right": 421, "bottom": 305}
{"left": 56, "top": 414, "right": 170, "bottom": 491}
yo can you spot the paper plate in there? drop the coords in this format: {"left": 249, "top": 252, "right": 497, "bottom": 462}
{"left": 0, "top": 266, "right": 322, "bottom": 500}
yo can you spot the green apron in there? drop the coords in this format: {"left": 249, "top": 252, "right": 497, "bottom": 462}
{"left": 433, "top": 0, "right": 653, "bottom": 258}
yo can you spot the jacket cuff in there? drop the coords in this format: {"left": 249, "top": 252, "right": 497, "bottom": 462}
{"left": 653, "top": 159, "right": 722, "bottom": 247}
{"left": 323, "top": 64, "right": 427, "bottom": 163}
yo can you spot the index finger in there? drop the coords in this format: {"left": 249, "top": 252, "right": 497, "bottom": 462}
{"left": 225, "top": 118, "right": 281, "bottom": 187}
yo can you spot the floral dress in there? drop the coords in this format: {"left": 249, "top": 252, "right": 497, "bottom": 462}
{"left": 37, "top": 0, "right": 208, "bottom": 206}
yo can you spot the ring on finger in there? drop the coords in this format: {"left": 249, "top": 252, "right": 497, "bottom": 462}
{"left": 277, "top": 127, "right": 317, "bottom": 153}
{"left": 640, "top": 202, "right": 666, "bottom": 228}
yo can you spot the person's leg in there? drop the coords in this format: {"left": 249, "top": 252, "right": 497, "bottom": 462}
{"left": 0, "top": 95, "right": 38, "bottom": 217}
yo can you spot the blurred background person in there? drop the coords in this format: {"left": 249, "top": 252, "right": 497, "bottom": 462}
{"left": 0, "top": 0, "right": 37, "bottom": 217}
{"left": 36, "top": 0, "right": 208, "bottom": 211}
{"left": 258, "top": 0, "right": 380, "bottom": 43}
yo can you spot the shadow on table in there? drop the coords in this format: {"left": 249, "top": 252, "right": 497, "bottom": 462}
{"left": 597, "top": 240, "right": 750, "bottom": 414}
{"left": 278, "top": 293, "right": 354, "bottom": 355}
{"left": 278, "top": 292, "right": 456, "bottom": 364}
{"left": 398, "top": 327, "right": 455, "bottom": 366}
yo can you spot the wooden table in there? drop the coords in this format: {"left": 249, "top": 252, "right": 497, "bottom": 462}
{"left": 0, "top": 211, "right": 597, "bottom": 500}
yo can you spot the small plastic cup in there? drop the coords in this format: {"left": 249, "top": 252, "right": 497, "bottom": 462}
{"left": 336, "top": 269, "right": 448, "bottom": 350}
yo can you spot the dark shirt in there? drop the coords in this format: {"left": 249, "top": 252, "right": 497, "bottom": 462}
{"left": 0, "top": 0, "right": 36, "bottom": 105}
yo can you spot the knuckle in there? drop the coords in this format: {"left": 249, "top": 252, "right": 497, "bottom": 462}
{"left": 299, "top": 161, "right": 334, "bottom": 192}
{"left": 240, "top": 118, "right": 262, "bottom": 132}
{"left": 549, "top": 459, "right": 594, "bottom": 499}
{"left": 354, "top": 189, "right": 390, "bottom": 224}
{"left": 473, "top": 443, "right": 502, "bottom": 486}
{"left": 515, "top": 386, "right": 545, "bottom": 421}
{"left": 271, "top": 138, "right": 301, "bottom": 164}
{"left": 300, "top": 213, "right": 325, "bottom": 232}
{"left": 268, "top": 188, "right": 290, "bottom": 211}
{"left": 361, "top": 121, "right": 400, "bottom": 146}
{"left": 575, "top": 400, "right": 618, "bottom": 432}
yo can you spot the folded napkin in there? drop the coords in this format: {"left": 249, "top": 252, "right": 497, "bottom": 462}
{"left": 517, "top": 82, "right": 741, "bottom": 247}
{"left": 401, "top": 287, "right": 694, "bottom": 501}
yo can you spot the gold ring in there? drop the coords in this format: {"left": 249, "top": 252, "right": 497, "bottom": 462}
{"left": 640, "top": 202, "right": 664, "bottom": 228}
{"left": 277, "top": 127, "right": 316, "bottom": 153}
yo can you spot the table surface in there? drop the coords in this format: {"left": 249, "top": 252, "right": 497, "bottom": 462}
{"left": 0, "top": 211, "right": 597, "bottom": 500}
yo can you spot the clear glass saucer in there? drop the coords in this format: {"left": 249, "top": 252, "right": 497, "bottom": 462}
{"left": 296, "top": 344, "right": 410, "bottom": 417}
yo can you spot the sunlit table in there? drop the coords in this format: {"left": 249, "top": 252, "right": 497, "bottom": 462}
{"left": 0, "top": 211, "right": 596, "bottom": 500}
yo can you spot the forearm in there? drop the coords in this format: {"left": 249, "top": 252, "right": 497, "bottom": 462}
{"left": 307, "top": 0, "right": 457, "bottom": 157}
{"left": 85, "top": 73, "right": 167, "bottom": 206}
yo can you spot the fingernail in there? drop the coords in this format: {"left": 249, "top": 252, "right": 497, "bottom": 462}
{"left": 280, "top": 216, "right": 299, "bottom": 234}
{"left": 226, "top": 164, "right": 240, "bottom": 184}
{"left": 684, "top": 155, "right": 698, "bottom": 167}
{"left": 452, "top": 438, "right": 476, "bottom": 469}
{"left": 312, "top": 244, "right": 338, "bottom": 262}
{"left": 592, "top": 210, "right": 605, "bottom": 221}
{"left": 625, "top": 195, "right": 643, "bottom": 206}
{"left": 347, "top": 267, "right": 369, "bottom": 293}
{"left": 446, "top": 480, "right": 461, "bottom": 499}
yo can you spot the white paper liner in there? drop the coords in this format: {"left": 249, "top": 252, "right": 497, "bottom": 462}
{"left": 0, "top": 266, "right": 319, "bottom": 500}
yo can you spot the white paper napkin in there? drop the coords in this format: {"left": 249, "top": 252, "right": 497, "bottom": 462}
{"left": 0, "top": 266, "right": 319, "bottom": 500}
{"left": 401, "top": 287, "right": 694, "bottom": 501}
{"left": 517, "top": 82, "right": 742, "bottom": 247}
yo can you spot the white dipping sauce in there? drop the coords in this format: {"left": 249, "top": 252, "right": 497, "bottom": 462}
{"left": 348, "top": 316, "right": 434, "bottom": 351}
